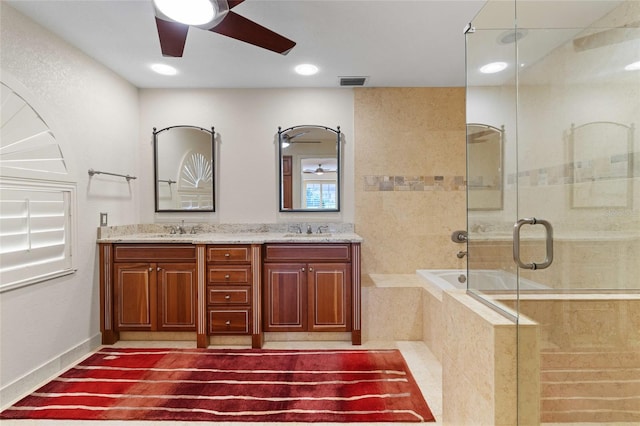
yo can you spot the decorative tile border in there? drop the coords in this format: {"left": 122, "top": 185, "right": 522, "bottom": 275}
{"left": 364, "top": 175, "right": 466, "bottom": 192}
{"left": 507, "top": 151, "right": 638, "bottom": 189}
{"left": 363, "top": 153, "right": 637, "bottom": 193}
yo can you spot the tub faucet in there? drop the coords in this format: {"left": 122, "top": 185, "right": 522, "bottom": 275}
{"left": 451, "top": 230, "right": 468, "bottom": 243}
{"left": 457, "top": 250, "right": 467, "bottom": 259}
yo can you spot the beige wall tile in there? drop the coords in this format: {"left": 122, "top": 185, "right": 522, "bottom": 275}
{"left": 354, "top": 88, "right": 466, "bottom": 274}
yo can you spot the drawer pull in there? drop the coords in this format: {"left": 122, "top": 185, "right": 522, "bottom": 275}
{"left": 224, "top": 274, "right": 230, "bottom": 279}
{"left": 225, "top": 294, "right": 231, "bottom": 300}
{"left": 224, "top": 253, "right": 230, "bottom": 258}
{"left": 225, "top": 320, "right": 231, "bottom": 326}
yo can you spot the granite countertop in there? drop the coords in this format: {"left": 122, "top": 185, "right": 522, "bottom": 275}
{"left": 96, "top": 223, "right": 363, "bottom": 244}
{"left": 98, "top": 232, "right": 363, "bottom": 244}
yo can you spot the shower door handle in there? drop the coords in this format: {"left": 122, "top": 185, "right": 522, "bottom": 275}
{"left": 513, "top": 218, "right": 554, "bottom": 270}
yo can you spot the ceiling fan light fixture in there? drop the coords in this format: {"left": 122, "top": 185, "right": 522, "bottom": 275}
{"left": 315, "top": 165, "right": 325, "bottom": 175}
{"left": 153, "top": 0, "right": 216, "bottom": 26}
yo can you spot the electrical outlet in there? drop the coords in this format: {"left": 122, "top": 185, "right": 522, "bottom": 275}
{"left": 100, "top": 212, "right": 108, "bottom": 227}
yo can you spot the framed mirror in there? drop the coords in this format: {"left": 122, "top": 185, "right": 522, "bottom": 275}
{"left": 278, "top": 125, "right": 341, "bottom": 212}
{"left": 153, "top": 125, "right": 215, "bottom": 212}
{"left": 467, "top": 123, "right": 504, "bottom": 211}
{"left": 569, "top": 121, "right": 634, "bottom": 209}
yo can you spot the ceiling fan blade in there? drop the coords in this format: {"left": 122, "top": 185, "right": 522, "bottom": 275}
{"left": 210, "top": 11, "right": 296, "bottom": 55}
{"left": 155, "top": 17, "right": 189, "bottom": 57}
{"left": 228, "top": 0, "right": 246, "bottom": 9}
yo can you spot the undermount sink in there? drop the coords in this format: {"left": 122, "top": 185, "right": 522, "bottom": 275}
{"left": 283, "top": 233, "right": 333, "bottom": 238}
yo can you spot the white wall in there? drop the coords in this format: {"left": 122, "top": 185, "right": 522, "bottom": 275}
{"left": 0, "top": 4, "right": 356, "bottom": 403}
{"left": 0, "top": 3, "right": 140, "bottom": 399}
{"left": 138, "top": 88, "right": 354, "bottom": 224}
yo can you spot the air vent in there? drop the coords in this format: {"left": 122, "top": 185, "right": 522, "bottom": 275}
{"left": 339, "top": 76, "right": 367, "bottom": 86}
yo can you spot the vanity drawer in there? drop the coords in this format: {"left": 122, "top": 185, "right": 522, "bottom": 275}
{"left": 263, "top": 244, "right": 351, "bottom": 262}
{"left": 114, "top": 244, "right": 196, "bottom": 262}
{"left": 208, "top": 309, "right": 250, "bottom": 334}
{"left": 207, "top": 245, "right": 251, "bottom": 263}
{"left": 207, "top": 286, "right": 250, "bottom": 305}
{"left": 208, "top": 265, "right": 252, "bottom": 284}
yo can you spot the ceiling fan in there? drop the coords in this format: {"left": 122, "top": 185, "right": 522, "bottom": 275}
{"left": 283, "top": 131, "right": 321, "bottom": 144}
{"left": 153, "top": 0, "right": 296, "bottom": 57}
{"left": 303, "top": 164, "right": 336, "bottom": 175}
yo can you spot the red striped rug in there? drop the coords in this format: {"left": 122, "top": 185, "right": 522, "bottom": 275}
{"left": 1, "top": 348, "right": 435, "bottom": 422}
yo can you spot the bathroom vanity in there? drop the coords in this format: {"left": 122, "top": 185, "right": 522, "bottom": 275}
{"left": 98, "top": 225, "right": 362, "bottom": 348}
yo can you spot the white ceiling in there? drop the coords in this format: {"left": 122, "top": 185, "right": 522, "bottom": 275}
{"left": 6, "top": 0, "right": 488, "bottom": 89}
{"left": 7, "top": 1, "right": 628, "bottom": 89}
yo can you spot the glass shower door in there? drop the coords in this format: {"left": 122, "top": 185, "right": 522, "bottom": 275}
{"left": 467, "top": 1, "right": 639, "bottom": 424}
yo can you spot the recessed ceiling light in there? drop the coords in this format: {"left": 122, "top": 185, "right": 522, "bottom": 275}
{"left": 480, "top": 62, "right": 508, "bottom": 74}
{"left": 151, "top": 63, "right": 178, "bottom": 76}
{"left": 153, "top": 0, "right": 215, "bottom": 26}
{"left": 295, "top": 64, "right": 319, "bottom": 76}
{"left": 624, "top": 60, "right": 640, "bottom": 71}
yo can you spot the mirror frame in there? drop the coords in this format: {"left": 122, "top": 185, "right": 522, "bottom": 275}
{"left": 466, "top": 123, "right": 504, "bottom": 211}
{"left": 278, "top": 125, "right": 341, "bottom": 212}
{"left": 568, "top": 121, "right": 634, "bottom": 209}
{"left": 153, "top": 125, "right": 215, "bottom": 213}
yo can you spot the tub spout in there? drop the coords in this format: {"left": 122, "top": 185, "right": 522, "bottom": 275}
{"left": 457, "top": 250, "right": 467, "bottom": 259}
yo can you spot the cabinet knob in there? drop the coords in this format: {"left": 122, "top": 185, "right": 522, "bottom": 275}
{"left": 301, "top": 267, "right": 305, "bottom": 272}
{"left": 224, "top": 274, "right": 230, "bottom": 279}
{"left": 225, "top": 294, "right": 231, "bottom": 300}
{"left": 148, "top": 267, "right": 153, "bottom": 272}
{"left": 157, "top": 267, "right": 161, "bottom": 271}
{"left": 225, "top": 320, "right": 231, "bottom": 326}
{"left": 309, "top": 267, "right": 314, "bottom": 272}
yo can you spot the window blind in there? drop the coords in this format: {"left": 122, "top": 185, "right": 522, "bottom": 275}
{"left": 0, "top": 179, "right": 75, "bottom": 291}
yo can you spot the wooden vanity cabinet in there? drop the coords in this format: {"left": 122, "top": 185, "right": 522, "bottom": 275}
{"left": 112, "top": 245, "right": 197, "bottom": 332}
{"left": 263, "top": 244, "right": 352, "bottom": 333}
{"left": 206, "top": 245, "right": 253, "bottom": 335}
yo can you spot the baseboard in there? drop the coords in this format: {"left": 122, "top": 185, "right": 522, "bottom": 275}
{"left": 0, "top": 333, "right": 102, "bottom": 410}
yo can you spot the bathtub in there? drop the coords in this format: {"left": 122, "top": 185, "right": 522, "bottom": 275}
{"left": 416, "top": 269, "right": 548, "bottom": 291}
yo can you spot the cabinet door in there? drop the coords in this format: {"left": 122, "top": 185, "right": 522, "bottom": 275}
{"left": 114, "top": 263, "right": 156, "bottom": 331}
{"left": 157, "top": 263, "right": 197, "bottom": 331}
{"left": 263, "top": 263, "right": 306, "bottom": 331}
{"left": 308, "top": 263, "right": 351, "bottom": 332}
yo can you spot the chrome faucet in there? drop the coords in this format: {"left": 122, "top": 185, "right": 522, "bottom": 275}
{"left": 306, "top": 225, "right": 313, "bottom": 234}
{"left": 317, "top": 225, "right": 329, "bottom": 234}
{"left": 288, "top": 225, "right": 302, "bottom": 234}
{"left": 177, "top": 220, "right": 186, "bottom": 234}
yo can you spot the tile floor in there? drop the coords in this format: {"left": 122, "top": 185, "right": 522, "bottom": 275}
{"left": 1, "top": 339, "right": 443, "bottom": 426}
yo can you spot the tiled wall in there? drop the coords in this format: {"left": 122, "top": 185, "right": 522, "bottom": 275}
{"left": 442, "top": 291, "right": 540, "bottom": 426}
{"left": 354, "top": 88, "right": 467, "bottom": 274}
